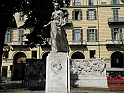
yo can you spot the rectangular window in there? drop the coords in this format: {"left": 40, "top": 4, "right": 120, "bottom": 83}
{"left": 74, "top": 0, "right": 81, "bottom": 6}
{"left": 113, "top": 9, "right": 119, "bottom": 21}
{"left": 72, "top": 10, "right": 82, "bottom": 20}
{"left": 18, "top": 29, "right": 24, "bottom": 42}
{"left": 5, "top": 29, "right": 12, "bottom": 42}
{"left": 88, "top": 0, "right": 94, "bottom": 5}
{"left": 87, "top": 29, "right": 97, "bottom": 41}
{"left": 19, "top": 12, "right": 24, "bottom": 21}
{"left": 2, "top": 66, "right": 8, "bottom": 78}
{"left": 73, "top": 29, "right": 82, "bottom": 41}
{"left": 111, "top": 28, "right": 122, "bottom": 40}
{"left": 112, "top": 0, "right": 119, "bottom": 4}
{"left": 32, "top": 51, "right": 37, "bottom": 58}
{"left": 90, "top": 50, "right": 96, "bottom": 58}
{"left": 87, "top": 9, "right": 96, "bottom": 20}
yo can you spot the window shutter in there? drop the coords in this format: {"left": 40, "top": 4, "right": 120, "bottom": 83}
{"left": 95, "top": 29, "right": 97, "bottom": 41}
{"left": 81, "top": 29, "right": 83, "bottom": 42}
{"left": 20, "top": 30, "right": 24, "bottom": 41}
{"left": 72, "top": 29, "right": 75, "bottom": 41}
{"left": 87, "top": 29, "right": 89, "bottom": 41}
{"left": 5, "top": 31, "right": 7, "bottom": 42}
{"left": 111, "top": 29, "right": 114, "bottom": 40}
{"left": 18, "top": 29, "right": 20, "bottom": 41}
{"left": 87, "top": 10, "right": 89, "bottom": 20}
{"left": 120, "top": 28, "right": 122, "bottom": 40}
{"left": 80, "top": 11, "right": 82, "bottom": 20}
{"left": 72, "top": 11, "right": 75, "bottom": 20}
{"left": 18, "top": 29, "right": 24, "bottom": 41}
{"left": 94, "top": 10, "right": 96, "bottom": 19}
{"left": 9, "top": 30, "right": 12, "bottom": 42}
{"left": 88, "top": 0, "right": 91, "bottom": 5}
{"left": 5, "top": 30, "right": 11, "bottom": 42}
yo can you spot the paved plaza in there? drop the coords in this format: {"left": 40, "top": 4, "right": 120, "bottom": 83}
{"left": 1, "top": 90, "right": 122, "bottom": 93}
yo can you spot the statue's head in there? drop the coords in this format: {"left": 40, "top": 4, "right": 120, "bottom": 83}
{"left": 54, "top": 2, "right": 60, "bottom": 10}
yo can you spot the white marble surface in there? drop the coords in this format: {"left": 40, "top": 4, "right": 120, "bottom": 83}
{"left": 46, "top": 52, "right": 70, "bottom": 93}
{"left": 70, "top": 59, "right": 108, "bottom": 88}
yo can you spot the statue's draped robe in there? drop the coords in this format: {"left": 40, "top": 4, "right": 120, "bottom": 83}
{"left": 50, "top": 10, "right": 68, "bottom": 52}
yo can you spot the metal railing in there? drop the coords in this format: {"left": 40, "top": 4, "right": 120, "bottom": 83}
{"left": 106, "top": 40, "right": 124, "bottom": 44}
{"left": 108, "top": 17, "right": 124, "bottom": 22}
{"left": 11, "top": 41, "right": 26, "bottom": 45}
{"left": 68, "top": 40, "right": 87, "bottom": 45}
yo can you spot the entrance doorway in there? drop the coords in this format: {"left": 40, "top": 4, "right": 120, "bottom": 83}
{"left": 111, "top": 51, "right": 123, "bottom": 68}
{"left": 12, "top": 52, "right": 26, "bottom": 80}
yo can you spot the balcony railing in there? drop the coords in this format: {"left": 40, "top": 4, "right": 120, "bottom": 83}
{"left": 44, "top": 39, "right": 86, "bottom": 45}
{"left": 11, "top": 41, "right": 26, "bottom": 45}
{"left": 69, "top": 40, "right": 87, "bottom": 45}
{"left": 108, "top": 17, "right": 124, "bottom": 23}
{"left": 106, "top": 40, "right": 124, "bottom": 44}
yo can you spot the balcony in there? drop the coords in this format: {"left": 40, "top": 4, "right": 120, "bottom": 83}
{"left": 65, "top": 19, "right": 72, "bottom": 26}
{"left": 108, "top": 17, "right": 124, "bottom": 25}
{"left": 11, "top": 41, "right": 26, "bottom": 45}
{"left": 106, "top": 40, "right": 124, "bottom": 45}
{"left": 69, "top": 40, "right": 87, "bottom": 45}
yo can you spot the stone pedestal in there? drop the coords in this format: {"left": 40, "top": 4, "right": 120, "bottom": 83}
{"left": 46, "top": 52, "right": 70, "bottom": 93}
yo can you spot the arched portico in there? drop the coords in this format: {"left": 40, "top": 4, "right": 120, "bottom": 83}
{"left": 111, "top": 51, "right": 123, "bottom": 68}
{"left": 71, "top": 51, "right": 85, "bottom": 59}
{"left": 12, "top": 52, "right": 27, "bottom": 80}
{"left": 42, "top": 51, "right": 50, "bottom": 61}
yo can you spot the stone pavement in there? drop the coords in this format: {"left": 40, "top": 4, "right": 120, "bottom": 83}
{"left": 4, "top": 90, "right": 121, "bottom": 93}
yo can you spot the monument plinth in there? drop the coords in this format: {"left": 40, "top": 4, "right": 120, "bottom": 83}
{"left": 46, "top": 52, "right": 70, "bottom": 93}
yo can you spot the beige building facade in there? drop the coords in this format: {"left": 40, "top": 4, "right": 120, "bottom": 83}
{"left": 1, "top": 0, "right": 124, "bottom": 80}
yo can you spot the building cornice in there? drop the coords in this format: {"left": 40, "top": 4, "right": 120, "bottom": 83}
{"left": 68, "top": 4, "right": 124, "bottom": 8}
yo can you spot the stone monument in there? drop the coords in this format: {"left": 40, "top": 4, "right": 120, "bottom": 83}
{"left": 44, "top": 2, "right": 70, "bottom": 93}
{"left": 70, "top": 58, "right": 108, "bottom": 88}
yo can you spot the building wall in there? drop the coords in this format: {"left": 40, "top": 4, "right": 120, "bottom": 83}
{"left": 2, "top": 0, "right": 124, "bottom": 79}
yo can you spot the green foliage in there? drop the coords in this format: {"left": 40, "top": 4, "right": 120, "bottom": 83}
{"left": 0, "top": 0, "right": 70, "bottom": 48}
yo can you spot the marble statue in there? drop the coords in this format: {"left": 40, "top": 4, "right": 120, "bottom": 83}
{"left": 44, "top": 2, "right": 68, "bottom": 52}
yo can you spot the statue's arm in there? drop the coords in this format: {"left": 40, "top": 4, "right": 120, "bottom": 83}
{"left": 43, "top": 12, "right": 54, "bottom": 27}
{"left": 43, "top": 21, "right": 52, "bottom": 27}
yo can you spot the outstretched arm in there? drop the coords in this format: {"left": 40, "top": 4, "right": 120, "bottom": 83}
{"left": 43, "top": 21, "right": 52, "bottom": 27}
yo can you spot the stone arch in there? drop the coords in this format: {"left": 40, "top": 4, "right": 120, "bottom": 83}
{"left": 41, "top": 51, "right": 50, "bottom": 61}
{"left": 11, "top": 51, "right": 27, "bottom": 59}
{"left": 111, "top": 51, "right": 123, "bottom": 68}
{"left": 12, "top": 52, "right": 27, "bottom": 80}
{"left": 71, "top": 51, "right": 85, "bottom": 59}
